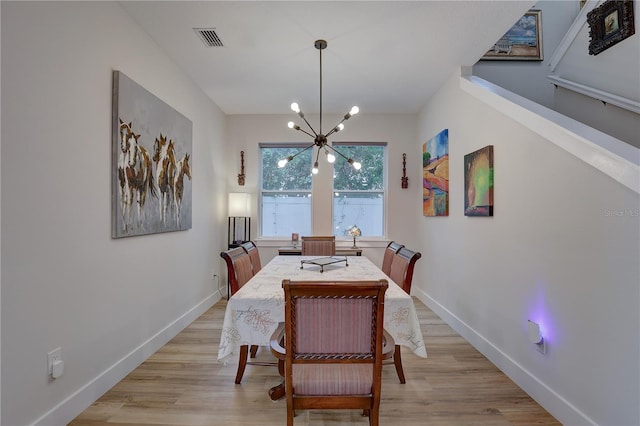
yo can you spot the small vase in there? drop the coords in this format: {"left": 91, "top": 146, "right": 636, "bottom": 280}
{"left": 352, "top": 236, "right": 357, "bottom": 249}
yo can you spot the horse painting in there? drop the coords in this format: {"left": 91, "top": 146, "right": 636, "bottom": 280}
{"left": 118, "top": 119, "right": 136, "bottom": 232}
{"left": 112, "top": 71, "right": 192, "bottom": 238}
{"left": 153, "top": 134, "right": 176, "bottom": 227}
{"left": 133, "top": 144, "right": 157, "bottom": 227}
{"left": 173, "top": 153, "right": 191, "bottom": 228}
{"left": 118, "top": 118, "right": 157, "bottom": 232}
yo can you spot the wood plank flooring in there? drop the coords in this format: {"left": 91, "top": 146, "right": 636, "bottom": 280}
{"left": 69, "top": 298, "right": 560, "bottom": 425}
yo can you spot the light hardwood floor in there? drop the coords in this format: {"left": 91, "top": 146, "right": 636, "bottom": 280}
{"left": 69, "top": 298, "right": 560, "bottom": 425}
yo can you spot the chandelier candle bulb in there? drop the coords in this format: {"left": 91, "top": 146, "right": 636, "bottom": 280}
{"left": 325, "top": 150, "right": 336, "bottom": 163}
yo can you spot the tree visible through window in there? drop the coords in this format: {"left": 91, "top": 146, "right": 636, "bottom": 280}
{"left": 260, "top": 142, "right": 386, "bottom": 239}
{"left": 333, "top": 143, "right": 385, "bottom": 238}
{"left": 260, "top": 145, "right": 312, "bottom": 237}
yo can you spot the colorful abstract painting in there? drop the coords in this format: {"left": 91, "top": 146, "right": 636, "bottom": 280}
{"left": 423, "top": 129, "right": 449, "bottom": 216}
{"left": 464, "top": 145, "right": 494, "bottom": 216}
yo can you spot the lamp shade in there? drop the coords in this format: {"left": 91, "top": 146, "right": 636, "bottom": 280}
{"left": 228, "top": 193, "right": 250, "bottom": 217}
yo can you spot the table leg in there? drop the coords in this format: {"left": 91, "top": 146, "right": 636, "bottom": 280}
{"left": 268, "top": 382, "right": 286, "bottom": 401}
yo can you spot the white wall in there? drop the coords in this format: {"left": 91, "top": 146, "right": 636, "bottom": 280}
{"left": 555, "top": 87, "right": 640, "bottom": 148}
{"left": 473, "top": 1, "right": 580, "bottom": 109}
{"left": 226, "top": 113, "right": 421, "bottom": 267}
{"left": 1, "top": 2, "right": 227, "bottom": 425}
{"left": 415, "top": 70, "right": 639, "bottom": 425}
{"left": 548, "top": 1, "right": 640, "bottom": 147}
{"left": 551, "top": 1, "right": 640, "bottom": 104}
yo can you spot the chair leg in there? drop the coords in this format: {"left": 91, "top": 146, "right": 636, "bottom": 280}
{"left": 287, "top": 405, "right": 294, "bottom": 426}
{"left": 249, "top": 345, "right": 258, "bottom": 358}
{"left": 393, "top": 345, "right": 406, "bottom": 384}
{"left": 370, "top": 405, "right": 379, "bottom": 426}
{"left": 235, "top": 345, "right": 249, "bottom": 384}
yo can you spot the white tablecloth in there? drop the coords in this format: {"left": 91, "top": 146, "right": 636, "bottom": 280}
{"left": 218, "top": 255, "right": 427, "bottom": 361}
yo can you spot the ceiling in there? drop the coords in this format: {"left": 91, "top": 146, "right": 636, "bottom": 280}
{"left": 120, "top": 1, "right": 534, "bottom": 115}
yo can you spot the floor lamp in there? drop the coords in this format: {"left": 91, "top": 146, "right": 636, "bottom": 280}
{"left": 228, "top": 193, "right": 250, "bottom": 248}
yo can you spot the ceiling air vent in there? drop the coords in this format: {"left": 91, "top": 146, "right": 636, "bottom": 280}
{"left": 194, "top": 28, "right": 224, "bottom": 47}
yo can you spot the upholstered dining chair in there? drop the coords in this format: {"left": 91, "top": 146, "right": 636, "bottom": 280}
{"left": 389, "top": 247, "right": 422, "bottom": 295}
{"left": 270, "top": 279, "right": 392, "bottom": 426}
{"left": 241, "top": 241, "right": 262, "bottom": 273}
{"left": 385, "top": 246, "right": 422, "bottom": 384}
{"left": 301, "top": 235, "right": 336, "bottom": 256}
{"left": 220, "top": 247, "right": 254, "bottom": 296}
{"left": 240, "top": 241, "right": 263, "bottom": 358}
{"left": 381, "top": 241, "right": 404, "bottom": 276}
{"left": 220, "top": 247, "right": 261, "bottom": 383}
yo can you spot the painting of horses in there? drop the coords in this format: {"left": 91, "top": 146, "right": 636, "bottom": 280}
{"left": 423, "top": 129, "right": 449, "bottom": 216}
{"left": 112, "top": 71, "right": 192, "bottom": 238}
{"left": 464, "top": 145, "right": 494, "bottom": 217}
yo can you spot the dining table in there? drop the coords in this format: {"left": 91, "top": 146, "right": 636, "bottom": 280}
{"left": 218, "top": 255, "right": 428, "bottom": 364}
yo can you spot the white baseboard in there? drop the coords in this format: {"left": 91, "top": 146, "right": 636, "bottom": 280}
{"left": 32, "top": 291, "right": 221, "bottom": 426}
{"left": 413, "top": 288, "right": 595, "bottom": 426}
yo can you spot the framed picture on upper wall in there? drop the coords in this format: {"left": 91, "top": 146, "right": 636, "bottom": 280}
{"left": 480, "top": 10, "right": 543, "bottom": 61}
{"left": 587, "top": 0, "right": 635, "bottom": 55}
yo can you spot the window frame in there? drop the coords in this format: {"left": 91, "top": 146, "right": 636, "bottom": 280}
{"left": 259, "top": 142, "right": 313, "bottom": 238}
{"left": 332, "top": 141, "right": 388, "bottom": 240}
{"left": 258, "top": 141, "right": 388, "bottom": 241}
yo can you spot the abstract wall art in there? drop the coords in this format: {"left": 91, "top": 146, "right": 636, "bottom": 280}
{"left": 464, "top": 145, "right": 494, "bottom": 217}
{"left": 423, "top": 129, "right": 449, "bottom": 216}
{"left": 112, "top": 71, "right": 193, "bottom": 238}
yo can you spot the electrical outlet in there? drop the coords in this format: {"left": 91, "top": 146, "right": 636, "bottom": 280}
{"left": 47, "top": 347, "right": 62, "bottom": 378}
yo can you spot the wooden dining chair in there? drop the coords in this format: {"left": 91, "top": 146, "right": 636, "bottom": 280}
{"left": 385, "top": 246, "right": 422, "bottom": 384}
{"left": 389, "top": 247, "right": 422, "bottom": 295}
{"left": 301, "top": 235, "right": 336, "bottom": 256}
{"left": 220, "top": 247, "right": 261, "bottom": 383}
{"left": 381, "top": 241, "right": 404, "bottom": 276}
{"left": 270, "top": 279, "right": 392, "bottom": 426}
{"left": 220, "top": 247, "right": 254, "bottom": 296}
{"left": 241, "top": 240, "right": 262, "bottom": 273}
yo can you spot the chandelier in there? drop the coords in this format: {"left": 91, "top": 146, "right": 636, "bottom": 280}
{"left": 278, "top": 39, "right": 361, "bottom": 174}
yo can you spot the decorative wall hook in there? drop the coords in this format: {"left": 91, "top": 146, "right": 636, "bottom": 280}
{"left": 237, "top": 150, "right": 246, "bottom": 186}
{"left": 401, "top": 153, "right": 408, "bottom": 189}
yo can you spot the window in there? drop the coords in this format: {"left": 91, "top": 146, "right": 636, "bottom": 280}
{"left": 260, "top": 142, "right": 386, "bottom": 239}
{"left": 333, "top": 143, "right": 386, "bottom": 237}
{"left": 260, "top": 144, "right": 312, "bottom": 237}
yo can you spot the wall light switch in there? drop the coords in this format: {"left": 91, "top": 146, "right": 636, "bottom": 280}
{"left": 51, "top": 359, "right": 64, "bottom": 378}
{"left": 47, "top": 347, "right": 63, "bottom": 379}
